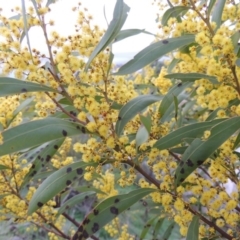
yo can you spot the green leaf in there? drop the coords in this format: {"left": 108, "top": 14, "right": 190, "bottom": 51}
{"left": 21, "top": 0, "right": 33, "bottom": 58}
{"left": 20, "top": 138, "right": 65, "bottom": 189}
{"left": 139, "top": 114, "right": 152, "bottom": 133}
{"left": 57, "top": 191, "right": 96, "bottom": 216}
{"left": 164, "top": 73, "right": 219, "bottom": 84}
{"left": 107, "top": 51, "right": 114, "bottom": 76}
{"left": 0, "top": 164, "right": 9, "bottom": 170}
{"left": 236, "top": 59, "right": 240, "bottom": 67}
{"left": 161, "top": 6, "right": 190, "bottom": 26}
{"left": 28, "top": 161, "right": 97, "bottom": 214}
{"left": 162, "top": 222, "right": 175, "bottom": 239}
{"left": 173, "top": 95, "right": 178, "bottom": 120}
{"left": 175, "top": 117, "right": 240, "bottom": 186}
{"left": 205, "top": 108, "right": 220, "bottom": 121}
{"left": 46, "top": 0, "right": 56, "bottom": 6}
{"left": 115, "top": 95, "right": 162, "bottom": 136}
{"left": 84, "top": 0, "right": 130, "bottom": 71}
{"left": 211, "top": 0, "right": 226, "bottom": 30}
{"left": 0, "top": 118, "right": 88, "bottom": 157}
{"left": 170, "top": 146, "right": 187, "bottom": 154}
{"left": 32, "top": 170, "right": 55, "bottom": 181}
{"left": 0, "top": 77, "right": 57, "bottom": 97}
{"left": 7, "top": 97, "right": 34, "bottom": 127}
{"left": 186, "top": 216, "right": 199, "bottom": 240}
{"left": 159, "top": 82, "right": 192, "bottom": 122}
{"left": 153, "top": 218, "right": 165, "bottom": 238}
{"left": 233, "top": 131, "right": 240, "bottom": 149}
{"left": 136, "top": 125, "right": 149, "bottom": 148}
{"left": 231, "top": 31, "right": 240, "bottom": 50}
{"left": 114, "top": 35, "right": 195, "bottom": 75}
{"left": 154, "top": 119, "right": 225, "bottom": 150}
{"left": 114, "top": 29, "right": 155, "bottom": 43}
{"left": 207, "top": 0, "right": 217, "bottom": 16}
{"left": 167, "top": 58, "right": 181, "bottom": 73}
{"left": 140, "top": 216, "right": 158, "bottom": 240}
{"left": 72, "top": 188, "right": 156, "bottom": 240}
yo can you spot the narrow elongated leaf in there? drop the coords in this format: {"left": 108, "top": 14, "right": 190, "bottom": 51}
{"left": 0, "top": 77, "right": 57, "bottom": 97}
{"left": 211, "top": 0, "right": 226, "bottom": 29}
{"left": 170, "top": 146, "right": 187, "bottom": 154}
{"left": 0, "top": 118, "right": 88, "bottom": 157}
{"left": 207, "top": 0, "right": 217, "bottom": 16}
{"left": 114, "top": 35, "right": 195, "bottom": 75}
{"left": 115, "top": 95, "right": 162, "bottom": 136}
{"left": 139, "top": 114, "right": 151, "bottom": 133}
{"left": 46, "top": 0, "right": 56, "bottom": 6}
{"left": 84, "top": 0, "right": 130, "bottom": 71}
{"left": 167, "top": 58, "right": 181, "bottom": 73}
{"left": 114, "top": 29, "right": 154, "bottom": 43}
{"left": 236, "top": 59, "right": 240, "bottom": 67}
{"left": 140, "top": 216, "right": 158, "bottom": 240}
{"left": 233, "top": 131, "right": 240, "bottom": 149}
{"left": 107, "top": 51, "right": 114, "bottom": 76}
{"left": 72, "top": 188, "right": 156, "bottom": 240}
{"left": 175, "top": 117, "right": 240, "bottom": 186}
{"left": 231, "top": 31, "right": 240, "bottom": 49}
{"left": 57, "top": 191, "right": 96, "bottom": 216}
{"left": 32, "top": 170, "right": 55, "bottom": 180}
{"left": 136, "top": 125, "right": 149, "bottom": 148}
{"left": 173, "top": 95, "right": 178, "bottom": 120}
{"left": 28, "top": 162, "right": 97, "bottom": 214}
{"left": 153, "top": 218, "right": 165, "bottom": 238}
{"left": 161, "top": 6, "right": 190, "bottom": 26}
{"left": 7, "top": 97, "right": 34, "bottom": 126}
{"left": 186, "top": 216, "right": 199, "bottom": 240}
{"left": 162, "top": 222, "right": 175, "bottom": 239}
{"left": 21, "top": 0, "right": 33, "bottom": 58}
{"left": 20, "top": 138, "right": 65, "bottom": 188}
{"left": 154, "top": 119, "right": 225, "bottom": 150}
{"left": 159, "top": 82, "right": 192, "bottom": 122}
{"left": 0, "top": 164, "right": 9, "bottom": 170}
{"left": 164, "top": 73, "right": 219, "bottom": 84}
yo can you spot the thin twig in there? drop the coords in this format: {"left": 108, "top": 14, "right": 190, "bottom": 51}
{"left": 45, "top": 92, "right": 86, "bottom": 126}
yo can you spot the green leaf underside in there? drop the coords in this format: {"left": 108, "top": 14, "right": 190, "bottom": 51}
{"left": 175, "top": 117, "right": 240, "bottom": 186}
{"left": 0, "top": 118, "right": 88, "bottom": 157}
{"left": 139, "top": 114, "right": 152, "bottom": 133}
{"left": 115, "top": 34, "right": 195, "bottom": 75}
{"left": 159, "top": 82, "right": 192, "bottom": 122}
{"left": 152, "top": 218, "right": 165, "bottom": 238}
{"left": 162, "top": 222, "right": 175, "bottom": 239}
{"left": 20, "top": 138, "right": 65, "bottom": 189}
{"left": 207, "top": 0, "right": 217, "bottom": 16}
{"left": 186, "top": 216, "right": 199, "bottom": 240}
{"left": 0, "top": 77, "right": 57, "bottom": 97}
{"left": 164, "top": 73, "right": 219, "bottom": 84}
{"left": 140, "top": 216, "right": 159, "bottom": 240}
{"left": 84, "top": 0, "right": 130, "bottom": 71}
{"left": 136, "top": 125, "right": 149, "bottom": 148}
{"left": 114, "top": 29, "right": 155, "bottom": 43}
{"left": 161, "top": 6, "right": 190, "bottom": 26}
{"left": 233, "top": 131, "right": 240, "bottom": 149}
{"left": 153, "top": 118, "right": 225, "bottom": 150}
{"left": 28, "top": 162, "right": 98, "bottom": 214}
{"left": 115, "top": 95, "right": 162, "bottom": 136}
{"left": 72, "top": 188, "right": 156, "bottom": 240}
{"left": 57, "top": 191, "right": 96, "bottom": 216}
{"left": 211, "top": 0, "right": 226, "bottom": 29}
